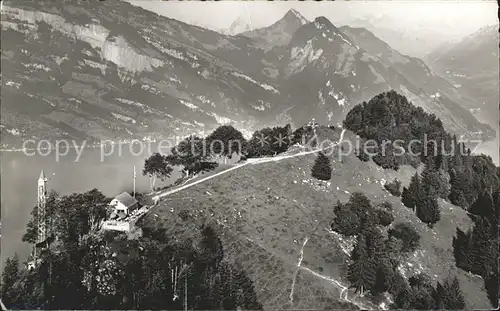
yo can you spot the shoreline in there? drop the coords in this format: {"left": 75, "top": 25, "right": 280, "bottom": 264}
{"left": 0, "top": 139, "right": 174, "bottom": 153}
{"left": 1, "top": 132, "right": 497, "bottom": 153}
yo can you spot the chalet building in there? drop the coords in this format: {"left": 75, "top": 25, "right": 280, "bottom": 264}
{"left": 109, "top": 192, "right": 138, "bottom": 219}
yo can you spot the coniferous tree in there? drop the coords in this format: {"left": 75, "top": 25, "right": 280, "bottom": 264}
{"left": 485, "top": 272, "right": 499, "bottom": 308}
{"left": 449, "top": 169, "right": 469, "bottom": 208}
{"left": 364, "top": 227, "right": 386, "bottom": 258}
{"left": 1, "top": 254, "right": 22, "bottom": 308}
{"left": 436, "top": 276, "right": 465, "bottom": 309}
{"left": 416, "top": 196, "right": 441, "bottom": 227}
{"left": 231, "top": 264, "right": 263, "bottom": 310}
{"left": 403, "top": 173, "right": 423, "bottom": 211}
{"left": 331, "top": 202, "right": 361, "bottom": 236}
{"left": 392, "top": 273, "right": 437, "bottom": 310}
{"left": 452, "top": 228, "right": 474, "bottom": 273}
{"left": 311, "top": 152, "right": 332, "bottom": 181}
{"left": 421, "top": 164, "right": 440, "bottom": 198}
{"left": 347, "top": 235, "right": 376, "bottom": 295}
{"left": 401, "top": 186, "right": 414, "bottom": 210}
{"left": 373, "top": 258, "right": 395, "bottom": 295}
{"left": 349, "top": 192, "right": 379, "bottom": 229}
{"left": 468, "top": 217, "right": 494, "bottom": 275}
{"left": 199, "top": 225, "right": 224, "bottom": 269}
{"left": 468, "top": 190, "right": 495, "bottom": 220}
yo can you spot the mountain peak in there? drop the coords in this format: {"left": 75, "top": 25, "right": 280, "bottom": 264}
{"left": 313, "top": 16, "right": 336, "bottom": 30}
{"left": 283, "top": 9, "right": 308, "bottom": 25}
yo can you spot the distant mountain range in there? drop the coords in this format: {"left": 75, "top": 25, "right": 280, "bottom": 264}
{"left": 425, "top": 25, "right": 499, "bottom": 127}
{"left": 343, "top": 15, "right": 465, "bottom": 59}
{"left": 1, "top": 0, "right": 494, "bottom": 148}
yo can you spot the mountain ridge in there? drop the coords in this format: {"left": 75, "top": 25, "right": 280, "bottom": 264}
{"left": 0, "top": 1, "right": 494, "bottom": 149}
{"left": 425, "top": 24, "right": 499, "bottom": 127}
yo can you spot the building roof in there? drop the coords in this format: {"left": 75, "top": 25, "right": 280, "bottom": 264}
{"left": 113, "top": 192, "right": 138, "bottom": 208}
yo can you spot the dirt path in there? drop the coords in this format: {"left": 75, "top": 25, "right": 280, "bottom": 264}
{"left": 152, "top": 129, "right": 346, "bottom": 203}
{"left": 289, "top": 237, "right": 310, "bottom": 304}
{"left": 299, "top": 265, "right": 373, "bottom": 310}
{"left": 147, "top": 129, "right": 359, "bottom": 309}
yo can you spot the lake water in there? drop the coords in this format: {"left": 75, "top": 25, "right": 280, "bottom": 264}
{"left": 473, "top": 137, "right": 499, "bottom": 165}
{"left": 0, "top": 145, "right": 180, "bottom": 265}
{"left": 1, "top": 133, "right": 498, "bottom": 266}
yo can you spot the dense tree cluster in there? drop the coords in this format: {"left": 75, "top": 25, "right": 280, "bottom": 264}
{"left": 331, "top": 192, "right": 426, "bottom": 301}
{"left": 168, "top": 135, "right": 219, "bottom": 177}
{"left": 391, "top": 273, "right": 466, "bottom": 310}
{"left": 246, "top": 124, "right": 293, "bottom": 158}
{"left": 448, "top": 152, "right": 499, "bottom": 209}
{"left": 22, "top": 189, "right": 109, "bottom": 245}
{"left": 1, "top": 255, "right": 22, "bottom": 307}
{"left": 205, "top": 125, "right": 248, "bottom": 159}
{"left": 311, "top": 152, "right": 332, "bottom": 181}
{"left": 345, "top": 91, "right": 500, "bottom": 307}
{"left": 331, "top": 193, "right": 402, "bottom": 296}
{"left": 331, "top": 193, "right": 390, "bottom": 236}
{"left": 2, "top": 197, "right": 262, "bottom": 310}
{"left": 401, "top": 166, "right": 442, "bottom": 227}
{"left": 143, "top": 125, "right": 249, "bottom": 189}
{"left": 291, "top": 124, "right": 317, "bottom": 146}
{"left": 345, "top": 90, "right": 500, "bottom": 227}
{"left": 334, "top": 193, "right": 465, "bottom": 308}
{"left": 453, "top": 190, "right": 499, "bottom": 307}
{"left": 344, "top": 90, "right": 451, "bottom": 170}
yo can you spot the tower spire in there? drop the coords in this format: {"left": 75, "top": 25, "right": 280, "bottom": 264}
{"left": 39, "top": 169, "right": 46, "bottom": 181}
{"left": 37, "top": 169, "right": 47, "bottom": 245}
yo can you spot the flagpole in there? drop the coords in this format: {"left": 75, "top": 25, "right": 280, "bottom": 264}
{"left": 133, "top": 165, "right": 136, "bottom": 198}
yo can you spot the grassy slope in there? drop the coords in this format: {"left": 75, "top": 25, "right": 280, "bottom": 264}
{"left": 140, "top": 127, "right": 489, "bottom": 309}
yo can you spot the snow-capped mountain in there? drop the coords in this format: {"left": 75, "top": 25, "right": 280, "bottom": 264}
{"left": 0, "top": 1, "right": 493, "bottom": 148}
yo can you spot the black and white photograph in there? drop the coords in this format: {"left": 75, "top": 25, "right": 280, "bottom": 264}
{"left": 0, "top": 0, "right": 498, "bottom": 309}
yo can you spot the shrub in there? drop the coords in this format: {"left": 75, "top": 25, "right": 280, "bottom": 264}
{"left": 178, "top": 210, "right": 190, "bottom": 221}
{"left": 384, "top": 178, "right": 402, "bottom": 197}
{"left": 377, "top": 209, "right": 394, "bottom": 227}
{"left": 378, "top": 201, "right": 393, "bottom": 212}
{"left": 388, "top": 223, "right": 421, "bottom": 254}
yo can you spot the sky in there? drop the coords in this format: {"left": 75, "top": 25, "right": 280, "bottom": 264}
{"left": 129, "top": 1, "right": 497, "bottom": 37}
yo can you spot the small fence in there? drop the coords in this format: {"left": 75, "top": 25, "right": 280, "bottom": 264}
{"left": 101, "top": 220, "right": 131, "bottom": 232}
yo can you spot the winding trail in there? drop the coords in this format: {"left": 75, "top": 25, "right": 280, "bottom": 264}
{"left": 299, "top": 265, "right": 372, "bottom": 310}
{"left": 289, "top": 237, "right": 310, "bottom": 304}
{"left": 147, "top": 129, "right": 361, "bottom": 308}
{"left": 152, "top": 129, "right": 345, "bottom": 203}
